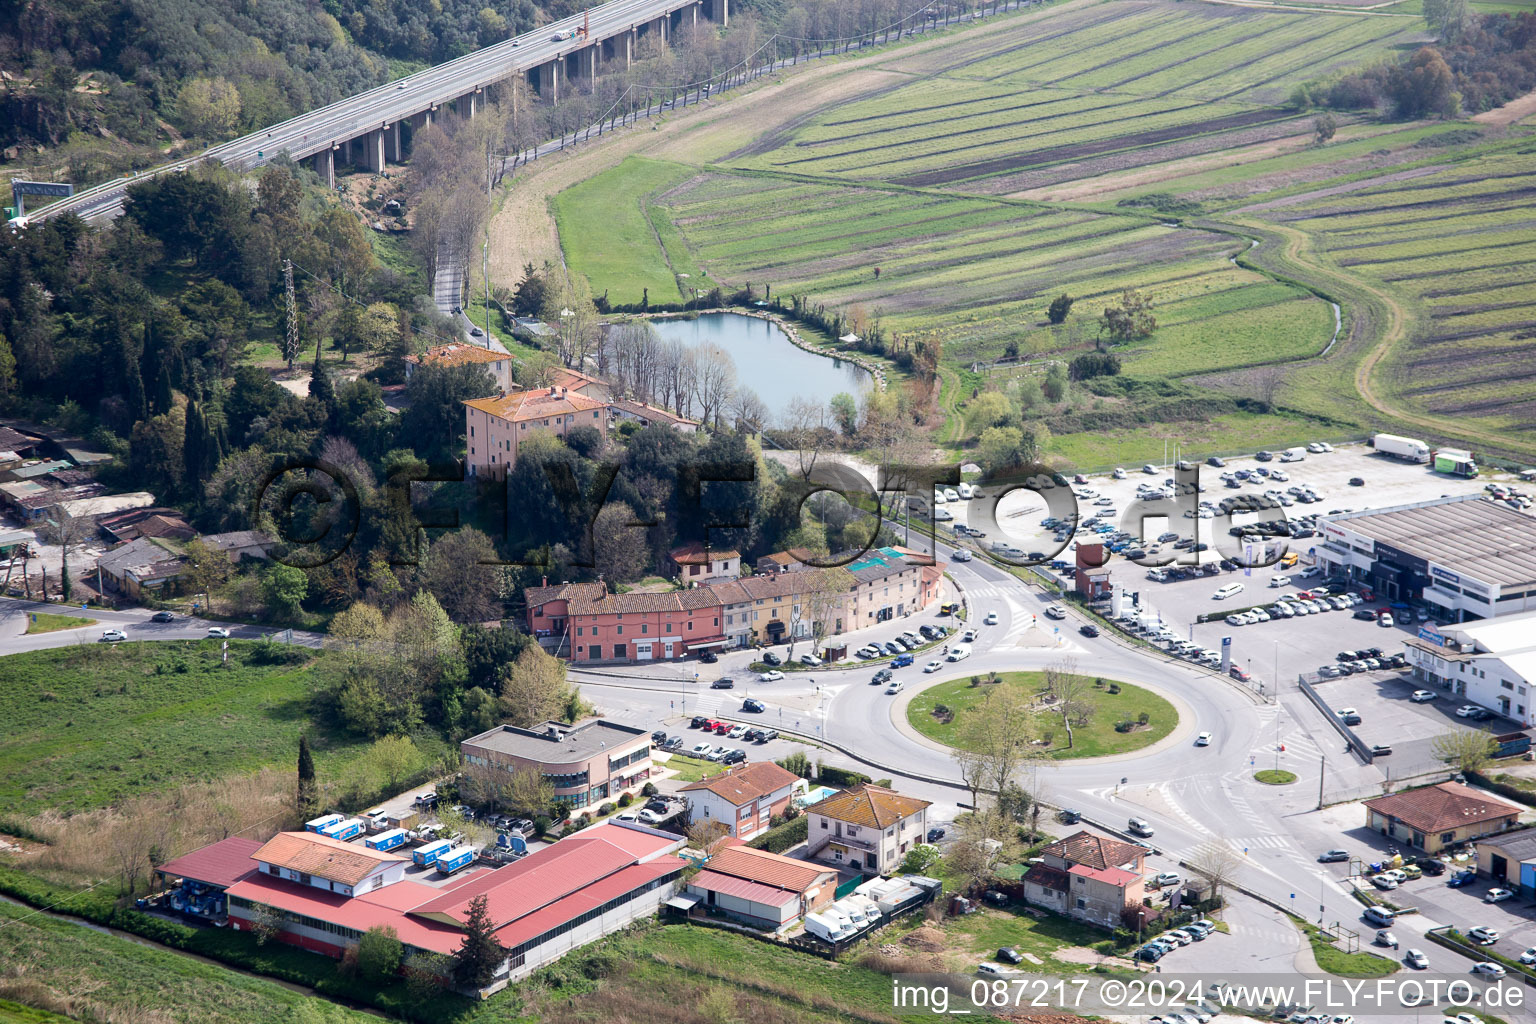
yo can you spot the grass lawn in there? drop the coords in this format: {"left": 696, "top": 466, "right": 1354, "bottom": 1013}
{"left": 0, "top": 642, "right": 413, "bottom": 814}
{"left": 942, "top": 905, "right": 1109, "bottom": 970}
{"left": 1254, "top": 769, "right": 1297, "bottom": 785}
{"left": 551, "top": 156, "right": 696, "bottom": 306}
{"left": 662, "top": 754, "right": 727, "bottom": 783}
{"left": 21, "top": 613, "right": 95, "bottom": 635}
{"left": 0, "top": 1000, "right": 72, "bottom": 1024}
{"left": 907, "top": 671, "right": 1176, "bottom": 759}
{"left": 0, "top": 900, "right": 375, "bottom": 1024}
{"left": 1293, "top": 917, "right": 1398, "bottom": 977}
{"left": 1049, "top": 410, "right": 1351, "bottom": 472}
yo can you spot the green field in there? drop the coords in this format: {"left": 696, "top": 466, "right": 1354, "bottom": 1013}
{"left": 551, "top": 156, "right": 698, "bottom": 305}
{"left": 0, "top": 900, "right": 374, "bottom": 1024}
{"left": 0, "top": 642, "right": 389, "bottom": 814}
{"left": 906, "top": 671, "right": 1177, "bottom": 758}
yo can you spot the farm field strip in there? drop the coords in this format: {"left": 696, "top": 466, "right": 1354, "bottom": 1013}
{"left": 1340, "top": 234, "right": 1536, "bottom": 269}
{"left": 1199, "top": 18, "right": 1421, "bottom": 101}
{"left": 793, "top": 90, "right": 1124, "bottom": 148}
{"left": 1119, "top": 296, "right": 1334, "bottom": 375}
{"left": 1318, "top": 201, "right": 1536, "bottom": 241}
{"left": 1329, "top": 223, "right": 1536, "bottom": 260}
{"left": 978, "top": 14, "right": 1216, "bottom": 82}
{"left": 1016, "top": 15, "right": 1231, "bottom": 86}
{"left": 879, "top": 2, "right": 1150, "bottom": 78}
{"left": 764, "top": 96, "right": 1223, "bottom": 176}
{"left": 1056, "top": 16, "right": 1317, "bottom": 93}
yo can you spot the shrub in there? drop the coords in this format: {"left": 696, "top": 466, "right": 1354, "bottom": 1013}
{"left": 777, "top": 751, "right": 813, "bottom": 778}
{"left": 817, "top": 765, "right": 872, "bottom": 788}
{"left": 1107, "top": 683, "right": 1121, "bottom": 695}
{"left": 748, "top": 816, "right": 808, "bottom": 854}
{"left": 1047, "top": 293, "right": 1074, "bottom": 324}
{"left": 1137, "top": 711, "right": 1150, "bottom": 725}
{"left": 597, "top": 802, "right": 616, "bottom": 816}
{"left": 618, "top": 793, "right": 633, "bottom": 808}
{"left": 642, "top": 782, "right": 658, "bottom": 797}
{"left": 533, "top": 815, "right": 550, "bottom": 835}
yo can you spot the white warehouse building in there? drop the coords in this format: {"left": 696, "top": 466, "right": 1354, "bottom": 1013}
{"left": 1316, "top": 495, "right": 1536, "bottom": 623}
{"left": 1407, "top": 610, "right": 1536, "bottom": 727}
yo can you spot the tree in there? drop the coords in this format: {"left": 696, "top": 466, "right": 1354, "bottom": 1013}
{"left": 453, "top": 894, "right": 506, "bottom": 988}
{"left": 1042, "top": 362, "right": 1070, "bottom": 403}
{"left": 685, "top": 817, "right": 729, "bottom": 855}
{"left": 978, "top": 426, "right": 1025, "bottom": 473}
{"left": 1187, "top": 840, "right": 1242, "bottom": 906}
{"left": 829, "top": 392, "right": 859, "bottom": 436}
{"left": 364, "top": 735, "right": 425, "bottom": 791}
{"left": 499, "top": 647, "right": 576, "bottom": 727}
{"left": 944, "top": 811, "right": 1014, "bottom": 893}
{"left": 422, "top": 528, "right": 502, "bottom": 623}
{"left": 330, "top": 602, "right": 387, "bottom": 647}
{"left": 511, "top": 262, "right": 549, "bottom": 318}
{"left": 1389, "top": 47, "right": 1459, "bottom": 119}
{"left": 356, "top": 925, "right": 404, "bottom": 980}
{"left": 1313, "top": 113, "right": 1338, "bottom": 145}
{"left": 591, "top": 503, "right": 649, "bottom": 583}
{"left": 953, "top": 746, "right": 989, "bottom": 808}
{"left": 1047, "top": 293, "right": 1074, "bottom": 325}
{"left": 182, "top": 537, "right": 232, "bottom": 615}
{"left": 1043, "top": 659, "right": 1089, "bottom": 750}
{"left": 1099, "top": 289, "right": 1156, "bottom": 343}
{"left": 262, "top": 563, "right": 309, "bottom": 621}
{"left": 957, "top": 684, "right": 1040, "bottom": 799}
{"left": 249, "top": 902, "right": 287, "bottom": 945}
{"left": 901, "top": 844, "right": 942, "bottom": 873}
{"left": 177, "top": 76, "right": 243, "bottom": 137}
{"left": 507, "top": 765, "right": 555, "bottom": 816}
{"left": 1431, "top": 729, "right": 1498, "bottom": 774}
{"left": 966, "top": 392, "right": 1012, "bottom": 434}
{"left": 297, "top": 734, "right": 318, "bottom": 822}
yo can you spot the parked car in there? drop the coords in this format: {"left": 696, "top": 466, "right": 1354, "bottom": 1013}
{"left": 1468, "top": 926, "right": 1500, "bottom": 944}
{"left": 1485, "top": 887, "right": 1513, "bottom": 903}
{"left": 799, "top": 653, "right": 822, "bottom": 666}
{"left": 761, "top": 651, "right": 782, "bottom": 666}
{"left": 927, "top": 827, "right": 946, "bottom": 842}
{"left": 699, "top": 649, "right": 718, "bottom": 664}
{"left": 1448, "top": 869, "right": 1477, "bottom": 888}
{"left": 997, "top": 946, "right": 1023, "bottom": 964}
{"left": 721, "top": 749, "right": 747, "bottom": 765}
{"left": 1472, "top": 962, "right": 1507, "bottom": 976}
{"left": 1410, "top": 690, "right": 1436, "bottom": 702}
{"left": 1151, "top": 872, "right": 1181, "bottom": 888}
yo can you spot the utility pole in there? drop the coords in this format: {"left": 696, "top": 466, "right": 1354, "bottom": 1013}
{"left": 283, "top": 259, "right": 300, "bottom": 370}
{"left": 1317, "top": 752, "right": 1325, "bottom": 809}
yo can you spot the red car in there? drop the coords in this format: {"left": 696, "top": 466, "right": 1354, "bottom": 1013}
{"left": 714, "top": 722, "right": 731, "bottom": 735}
{"left": 700, "top": 719, "right": 719, "bottom": 731}
{"left": 1230, "top": 666, "right": 1251, "bottom": 682}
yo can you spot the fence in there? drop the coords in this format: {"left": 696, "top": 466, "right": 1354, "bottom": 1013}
{"left": 1297, "top": 673, "right": 1376, "bottom": 764}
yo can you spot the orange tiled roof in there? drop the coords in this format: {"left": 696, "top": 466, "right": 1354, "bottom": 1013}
{"left": 464, "top": 387, "right": 607, "bottom": 423}
{"left": 807, "top": 784, "right": 930, "bottom": 829}
{"left": 704, "top": 845, "right": 833, "bottom": 893}
{"left": 407, "top": 343, "right": 509, "bottom": 367}
{"left": 251, "top": 832, "right": 406, "bottom": 886}
{"left": 680, "top": 761, "right": 798, "bottom": 805}
{"left": 1040, "top": 831, "right": 1145, "bottom": 871}
{"left": 1365, "top": 782, "right": 1519, "bottom": 834}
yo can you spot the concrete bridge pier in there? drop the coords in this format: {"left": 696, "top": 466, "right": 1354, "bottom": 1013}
{"left": 387, "top": 122, "right": 402, "bottom": 163}
{"left": 359, "top": 128, "right": 386, "bottom": 173}
{"left": 534, "top": 60, "right": 559, "bottom": 103}
{"left": 314, "top": 147, "right": 335, "bottom": 188}
{"left": 458, "top": 90, "right": 479, "bottom": 119}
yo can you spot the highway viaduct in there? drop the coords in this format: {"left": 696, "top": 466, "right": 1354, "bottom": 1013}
{"left": 30, "top": 0, "right": 728, "bottom": 223}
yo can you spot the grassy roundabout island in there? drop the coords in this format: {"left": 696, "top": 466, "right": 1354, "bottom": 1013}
{"left": 1254, "top": 769, "right": 1298, "bottom": 785}
{"left": 906, "top": 671, "right": 1177, "bottom": 759}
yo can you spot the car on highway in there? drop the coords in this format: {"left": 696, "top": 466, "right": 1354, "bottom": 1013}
{"left": 952, "top": 548, "right": 972, "bottom": 562}
{"left": 741, "top": 699, "right": 765, "bottom": 714}
{"left": 1044, "top": 604, "right": 1067, "bottom": 619}
{"left": 1194, "top": 732, "right": 1212, "bottom": 746}
{"left": 947, "top": 644, "right": 971, "bottom": 662}
{"left": 759, "top": 670, "right": 784, "bottom": 682}
{"left": 885, "top": 680, "right": 904, "bottom": 695}
{"left": 1127, "top": 818, "right": 1154, "bottom": 838}
{"left": 710, "top": 677, "right": 735, "bottom": 689}
{"left": 1472, "top": 962, "right": 1507, "bottom": 977}
{"left": 1410, "top": 690, "right": 1436, "bottom": 703}
{"left": 983, "top": 611, "right": 999, "bottom": 625}
{"left": 100, "top": 628, "right": 127, "bottom": 642}
{"left": 924, "top": 660, "right": 944, "bottom": 673}
{"left": 150, "top": 611, "right": 175, "bottom": 622}
{"left": 207, "top": 626, "right": 231, "bottom": 638}
{"left": 1485, "top": 888, "right": 1513, "bottom": 903}
{"left": 1080, "top": 623, "right": 1100, "bottom": 637}
{"left": 1404, "top": 948, "right": 1429, "bottom": 969}
{"left": 1318, "top": 849, "right": 1349, "bottom": 863}
{"left": 1469, "top": 926, "right": 1501, "bottom": 944}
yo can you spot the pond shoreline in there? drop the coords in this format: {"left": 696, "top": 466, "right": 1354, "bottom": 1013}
{"left": 633, "top": 307, "right": 888, "bottom": 392}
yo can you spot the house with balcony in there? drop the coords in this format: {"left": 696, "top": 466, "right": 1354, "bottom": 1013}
{"left": 805, "top": 784, "right": 930, "bottom": 874}
{"left": 680, "top": 762, "right": 798, "bottom": 840}
{"left": 1022, "top": 831, "right": 1147, "bottom": 931}
{"left": 461, "top": 719, "right": 652, "bottom": 811}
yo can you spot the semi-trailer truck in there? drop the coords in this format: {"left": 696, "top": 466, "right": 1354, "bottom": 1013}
{"left": 321, "top": 817, "right": 366, "bottom": 842}
{"left": 1433, "top": 448, "right": 1479, "bottom": 477}
{"left": 1372, "top": 433, "right": 1431, "bottom": 463}
{"left": 305, "top": 813, "right": 343, "bottom": 833}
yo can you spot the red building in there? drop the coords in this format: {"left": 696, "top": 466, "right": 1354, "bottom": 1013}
{"left": 525, "top": 581, "right": 727, "bottom": 663}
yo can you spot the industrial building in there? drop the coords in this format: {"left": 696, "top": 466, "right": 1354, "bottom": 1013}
{"left": 217, "top": 823, "right": 685, "bottom": 994}
{"left": 1316, "top": 495, "right": 1536, "bottom": 622}
{"left": 1407, "top": 608, "right": 1536, "bottom": 726}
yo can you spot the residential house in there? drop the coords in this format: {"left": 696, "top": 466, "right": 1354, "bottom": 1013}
{"left": 461, "top": 719, "right": 652, "bottom": 811}
{"left": 95, "top": 536, "right": 189, "bottom": 598}
{"left": 223, "top": 823, "right": 685, "bottom": 993}
{"left": 668, "top": 541, "right": 740, "bottom": 584}
{"left": 98, "top": 507, "right": 195, "bottom": 544}
{"left": 201, "top": 531, "right": 276, "bottom": 563}
{"left": 463, "top": 386, "right": 610, "bottom": 479}
{"left": 551, "top": 367, "right": 613, "bottom": 403}
{"left": 609, "top": 398, "right": 699, "bottom": 434}
{"left": 1363, "top": 782, "right": 1522, "bottom": 853}
{"left": 842, "top": 546, "right": 938, "bottom": 628}
{"left": 680, "top": 761, "right": 799, "bottom": 840}
{"left": 405, "top": 342, "right": 516, "bottom": 393}
{"left": 756, "top": 549, "right": 816, "bottom": 575}
{"left": 56, "top": 491, "right": 155, "bottom": 524}
{"left": 805, "top": 784, "right": 931, "bottom": 874}
{"left": 683, "top": 838, "right": 837, "bottom": 932}
{"left": 1022, "top": 831, "right": 1148, "bottom": 931}
{"left": 523, "top": 580, "right": 726, "bottom": 663}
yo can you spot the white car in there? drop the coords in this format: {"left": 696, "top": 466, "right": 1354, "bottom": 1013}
{"left": 1410, "top": 690, "right": 1436, "bottom": 703}
{"left": 1519, "top": 947, "right": 1536, "bottom": 964}
{"left": 1113, "top": 467, "right": 1127, "bottom": 479}
{"left": 1485, "top": 888, "right": 1513, "bottom": 903}
{"left": 1044, "top": 605, "right": 1067, "bottom": 620}
{"left": 691, "top": 742, "right": 712, "bottom": 757}
{"left": 1270, "top": 575, "right": 1292, "bottom": 588}
{"left": 1195, "top": 732, "right": 1211, "bottom": 746}
{"left": 1472, "top": 961, "right": 1506, "bottom": 976}
{"left": 1336, "top": 707, "right": 1359, "bottom": 718}
{"left": 758, "top": 670, "right": 784, "bottom": 682}
{"left": 799, "top": 653, "right": 822, "bottom": 666}
{"left": 1405, "top": 948, "right": 1429, "bottom": 969}
{"left": 637, "top": 808, "right": 666, "bottom": 824}
{"left": 1212, "top": 583, "right": 1244, "bottom": 600}
{"left": 924, "top": 660, "right": 943, "bottom": 673}
{"left": 207, "top": 626, "right": 231, "bottom": 638}
{"left": 983, "top": 611, "right": 999, "bottom": 625}
{"left": 946, "top": 644, "right": 972, "bottom": 662}
{"left": 952, "top": 548, "right": 973, "bottom": 562}
{"left": 943, "top": 488, "right": 960, "bottom": 502}
{"left": 1469, "top": 926, "right": 1500, "bottom": 944}
{"left": 1142, "top": 464, "right": 1158, "bottom": 474}
{"left": 100, "top": 628, "right": 128, "bottom": 642}
{"left": 1299, "top": 565, "right": 1321, "bottom": 578}
{"left": 1456, "top": 705, "right": 1482, "bottom": 718}
{"left": 727, "top": 725, "right": 748, "bottom": 739}
{"left": 885, "top": 681, "right": 903, "bottom": 695}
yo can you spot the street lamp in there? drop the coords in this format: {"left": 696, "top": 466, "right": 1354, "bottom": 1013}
{"left": 1137, "top": 910, "right": 1145, "bottom": 947}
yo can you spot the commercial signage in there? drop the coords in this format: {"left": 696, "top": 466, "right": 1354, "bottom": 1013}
{"left": 1432, "top": 567, "right": 1460, "bottom": 585}
{"left": 1375, "top": 542, "right": 1428, "bottom": 575}
{"left": 1417, "top": 626, "right": 1446, "bottom": 646}
{"left": 1324, "top": 525, "right": 1347, "bottom": 539}
{"left": 1220, "top": 635, "right": 1232, "bottom": 673}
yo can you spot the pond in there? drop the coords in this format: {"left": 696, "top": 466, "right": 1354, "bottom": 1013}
{"left": 648, "top": 312, "right": 871, "bottom": 416}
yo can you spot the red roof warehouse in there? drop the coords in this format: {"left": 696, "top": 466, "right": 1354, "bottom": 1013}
{"left": 220, "top": 823, "right": 685, "bottom": 994}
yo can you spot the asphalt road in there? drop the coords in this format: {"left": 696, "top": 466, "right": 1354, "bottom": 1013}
{"left": 0, "top": 598, "right": 324, "bottom": 655}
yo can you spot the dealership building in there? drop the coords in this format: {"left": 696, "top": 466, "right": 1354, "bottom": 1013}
{"left": 1407, "top": 609, "right": 1536, "bottom": 727}
{"left": 1316, "top": 495, "right": 1536, "bottom": 623}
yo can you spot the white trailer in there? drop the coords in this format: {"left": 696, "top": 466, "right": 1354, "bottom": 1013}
{"left": 1372, "top": 433, "right": 1431, "bottom": 463}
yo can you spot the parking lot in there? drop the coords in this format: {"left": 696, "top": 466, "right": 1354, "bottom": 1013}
{"left": 1310, "top": 673, "right": 1511, "bottom": 773}
{"left": 1373, "top": 869, "right": 1536, "bottom": 966}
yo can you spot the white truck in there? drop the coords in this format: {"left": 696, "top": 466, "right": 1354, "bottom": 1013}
{"left": 1372, "top": 433, "right": 1430, "bottom": 463}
